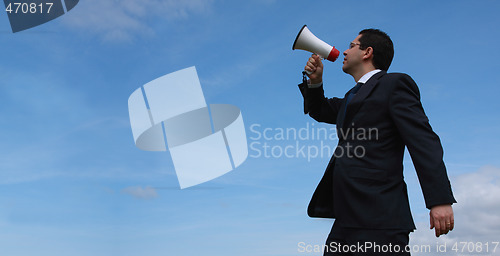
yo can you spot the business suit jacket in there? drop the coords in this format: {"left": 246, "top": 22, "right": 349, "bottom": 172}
{"left": 298, "top": 71, "right": 456, "bottom": 230}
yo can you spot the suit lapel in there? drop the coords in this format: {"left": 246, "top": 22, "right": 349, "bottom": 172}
{"left": 340, "top": 71, "right": 386, "bottom": 129}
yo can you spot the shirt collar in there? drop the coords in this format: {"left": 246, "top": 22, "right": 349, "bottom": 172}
{"left": 357, "top": 69, "right": 381, "bottom": 84}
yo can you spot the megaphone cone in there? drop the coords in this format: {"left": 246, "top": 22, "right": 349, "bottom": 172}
{"left": 292, "top": 25, "right": 340, "bottom": 62}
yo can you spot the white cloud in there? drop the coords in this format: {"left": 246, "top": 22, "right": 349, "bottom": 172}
{"left": 121, "top": 185, "right": 158, "bottom": 199}
{"left": 61, "top": 0, "right": 214, "bottom": 42}
{"left": 410, "top": 166, "right": 500, "bottom": 255}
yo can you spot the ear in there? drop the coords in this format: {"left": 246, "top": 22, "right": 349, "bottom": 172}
{"left": 362, "top": 46, "right": 374, "bottom": 60}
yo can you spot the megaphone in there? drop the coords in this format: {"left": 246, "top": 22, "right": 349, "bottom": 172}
{"left": 292, "top": 25, "right": 340, "bottom": 62}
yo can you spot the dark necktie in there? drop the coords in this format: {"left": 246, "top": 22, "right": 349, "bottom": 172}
{"left": 342, "top": 82, "right": 363, "bottom": 121}
{"left": 345, "top": 82, "right": 363, "bottom": 105}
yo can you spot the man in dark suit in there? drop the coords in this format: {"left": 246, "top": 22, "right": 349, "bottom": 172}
{"left": 299, "top": 29, "right": 456, "bottom": 255}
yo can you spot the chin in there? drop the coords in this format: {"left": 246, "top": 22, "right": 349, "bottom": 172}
{"left": 342, "top": 66, "right": 349, "bottom": 73}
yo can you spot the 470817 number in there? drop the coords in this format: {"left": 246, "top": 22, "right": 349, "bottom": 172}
{"left": 5, "top": 2, "right": 54, "bottom": 14}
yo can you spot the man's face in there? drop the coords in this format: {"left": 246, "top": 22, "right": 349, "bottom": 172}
{"left": 342, "top": 34, "right": 364, "bottom": 75}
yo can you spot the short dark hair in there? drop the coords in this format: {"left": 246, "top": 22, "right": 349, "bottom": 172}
{"left": 358, "top": 29, "right": 394, "bottom": 71}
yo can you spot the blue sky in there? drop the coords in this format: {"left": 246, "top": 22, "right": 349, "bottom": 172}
{"left": 1, "top": 0, "right": 500, "bottom": 255}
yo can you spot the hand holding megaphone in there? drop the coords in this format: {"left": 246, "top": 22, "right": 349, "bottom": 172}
{"left": 305, "top": 54, "right": 323, "bottom": 83}
{"left": 292, "top": 25, "right": 339, "bottom": 75}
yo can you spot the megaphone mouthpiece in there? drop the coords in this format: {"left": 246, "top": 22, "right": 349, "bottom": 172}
{"left": 292, "top": 25, "right": 340, "bottom": 62}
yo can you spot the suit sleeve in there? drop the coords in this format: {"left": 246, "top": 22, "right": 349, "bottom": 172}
{"left": 298, "top": 82, "right": 343, "bottom": 124}
{"left": 388, "top": 74, "right": 456, "bottom": 209}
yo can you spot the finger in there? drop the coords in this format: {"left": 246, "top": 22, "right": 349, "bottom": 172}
{"left": 312, "top": 54, "right": 320, "bottom": 62}
{"left": 305, "top": 65, "right": 315, "bottom": 74}
{"left": 439, "top": 219, "right": 447, "bottom": 236}
{"left": 430, "top": 215, "right": 434, "bottom": 229}
{"left": 308, "top": 56, "right": 317, "bottom": 65}
{"left": 443, "top": 223, "right": 450, "bottom": 235}
{"left": 306, "top": 60, "right": 316, "bottom": 69}
{"left": 304, "top": 65, "right": 313, "bottom": 74}
{"left": 450, "top": 215, "right": 455, "bottom": 231}
{"left": 443, "top": 218, "right": 452, "bottom": 234}
{"left": 434, "top": 219, "right": 441, "bottom": 237}
{"left": 307, "top": 61, "right": 318, "bottom": 73}
{"left": 306, "top": 60, "right": 314, "bottom": 70}
{"left": 312, "top": 55, "right": 323, "bottom": 67}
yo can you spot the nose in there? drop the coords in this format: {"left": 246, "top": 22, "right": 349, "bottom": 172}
{"left": 343, "top": 49, "right": 348, "bottom": 56}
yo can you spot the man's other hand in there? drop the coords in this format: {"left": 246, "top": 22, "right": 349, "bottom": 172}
{"left": 430, "top": 204, "right": 454, "bottom": 237}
